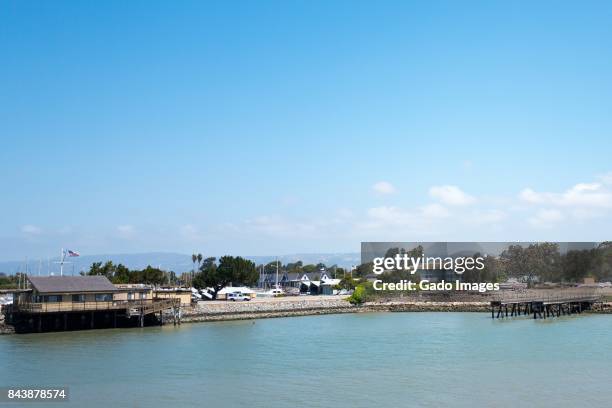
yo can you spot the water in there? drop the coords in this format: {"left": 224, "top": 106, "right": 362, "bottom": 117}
{"left": 1, "top": 312, "right": 611, "bottom": 407}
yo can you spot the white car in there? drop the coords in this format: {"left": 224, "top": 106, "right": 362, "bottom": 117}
{"left": 227, "top": 292, "right": 250, "bottom": 301}
{"left": 268, "top": 288, "right": 284, "bottom": 297}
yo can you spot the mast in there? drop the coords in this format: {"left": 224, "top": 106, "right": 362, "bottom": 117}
{"left": 275, "top": 258, "right": 279, "bottom": 289}
{"left": 53, "top": 248, "right": 71, "bottom": 276}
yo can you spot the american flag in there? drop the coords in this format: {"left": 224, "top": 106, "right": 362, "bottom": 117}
{"left": 66, "top": 249, "right": 80, "bottom": 257}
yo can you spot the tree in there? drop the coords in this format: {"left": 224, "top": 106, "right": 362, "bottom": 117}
{"left": 593, "top": 242, "right": 612, "bottom": 281}
{"left": 353, "top": 262, "right": 373, "bottom": 278}
{"left": 87, "top": 261, "right": 118, "bottom": 280}
{"left": 86, "top": 262, "right": 168, "bottom": 285}
{"left": 499, "top": 244, "right": 559, "bottom": 285}
{"left": 201, "top": 257, "right": 216, "bottom": 270}
{"left": 194, "top": 256, "right": 257, "bottom": 299}
{"left": 264, "top": 260, "right": 282, "bottom": 274}
{"left": 191, "top": 254, "right": 197, "bottom": 283}
{"left": 500, "top": 245, "right": 528, "bottom": 280}
{"left": 527, "top": 243, "right": 561, "bottom": 282}
{"left": 462, "top": 253, "right": 503, "bottom": 283}
{"left": 347, "top": 282, "right": 374, "bottom": 305}
{"left": 140, "top": 265, "right": 168, "bottom": 285}
{"left": 302, "top": 264, "right": 317, "bottom": 273}
{"left": 336, "top": 275, "right": 356, "bottom": 290}
{"left": 286, "top": 261, "right": 303, "bottom": 273}
{"left": 113, "top": 264, "right": 131, "bottom": 284}
{"left": 562, "top": 250, "right": 594, "bottom": 283}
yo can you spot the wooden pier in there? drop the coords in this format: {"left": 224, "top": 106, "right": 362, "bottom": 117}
{"left": 6, "top": 298, "right": 181, "bottom": 332}
{"left": 491, "top": 289, "right": 601, "bottom": 319}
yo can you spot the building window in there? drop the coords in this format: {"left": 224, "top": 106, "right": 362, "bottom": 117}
{"left": 44, "top": 295, "right": 62, "bottom": 302}
{"left": 95, "top": 294, "right": 113, "bottom": 302}
{"left": 127, "top": 292, "right": 134, "bottom": 300}
{"left": 72, "top": 294, "right": 85, "bottom": 302}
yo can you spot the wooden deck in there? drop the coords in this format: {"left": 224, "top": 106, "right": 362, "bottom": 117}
{"left": 12, "top": 298, "right": 179, "bottom": 316}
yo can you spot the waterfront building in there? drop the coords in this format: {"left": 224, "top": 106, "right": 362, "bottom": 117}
{"left": 7, "top": 276, "right": 180, "bottom": 332}
{"left": 115, "top": 284, "right": 154, "bottom": 301}
{"left": 154, "top": 287, "right": 193, "bottom": 305}
{"left": 15, "top": 276, "right": 120, "bottom": 310}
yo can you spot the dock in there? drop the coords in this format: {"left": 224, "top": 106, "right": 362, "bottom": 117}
{"left": 1, "top": 276, "right": 187, "bottom": 333}
{"left": 6, "top": 298, "right": 181, "bottom": 332}
{"left": 490, "top": 289, "right": 601, "bottom": 319}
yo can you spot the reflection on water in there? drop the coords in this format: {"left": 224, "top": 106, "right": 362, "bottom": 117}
{"left": 1, "top": 313, "right": 612, "bottom": 407}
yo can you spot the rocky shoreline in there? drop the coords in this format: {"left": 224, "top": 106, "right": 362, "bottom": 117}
{"left": 179, "top": 298, "right": 496, "bottom": 324}
{"left": 181, "top": 297, "right": 355, "bottom": 323}
{"left": 180, "top": 298, "right": 612, "bottom": 324}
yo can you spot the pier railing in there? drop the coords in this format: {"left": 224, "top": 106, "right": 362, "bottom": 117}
{"left": 492, "top": 289, "right": 601, "bottom": 305}
{"left": 12, "top": 298, "right": 179, "bottom": 314}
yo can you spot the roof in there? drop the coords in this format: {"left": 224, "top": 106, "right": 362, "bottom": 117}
{"left": 322, "top": 279, "right": 341, "bottom": 286}
{"left": 154, "top": 287, "right": 191, "bottom": 293}
{"left": 217, "top": 286, "right": 256, "bottom": 295}
{"left": 28, "top": 276, "right": 118, "bottom": 294}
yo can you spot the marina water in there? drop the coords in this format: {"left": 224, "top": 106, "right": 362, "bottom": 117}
{"left": 1, "top": 312, "right": 611, "bottom": 407}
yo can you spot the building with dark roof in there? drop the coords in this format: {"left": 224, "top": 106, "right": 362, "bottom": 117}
{"left": 28, "top": 276, "right": 118, "bottom": 295}
{"left": 8, "top": 276, "right": 182, "bottom": 333}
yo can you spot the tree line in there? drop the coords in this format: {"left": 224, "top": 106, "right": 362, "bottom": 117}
{"left": 83, "top": 262, "right": 176, "bottom": 285}
{"left": 350, "top": 242, "right": 612, "bottom": 285}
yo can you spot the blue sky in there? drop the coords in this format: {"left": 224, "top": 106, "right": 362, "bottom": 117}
{"left": 2, "top": 1, "right": 612, "bottom": 260}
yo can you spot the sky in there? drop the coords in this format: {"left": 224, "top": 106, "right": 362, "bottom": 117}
{"left": 2, "top": 0, "right": 612, "bottom": 261}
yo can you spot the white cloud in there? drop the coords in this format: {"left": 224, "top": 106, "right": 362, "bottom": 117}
{"left": 429, "top": 185, "right": 476, "bottom": 206}
{"left": 372, "top": 181, "right": 396, "bottom": 195}
{"left": 366, "top": 206, "right": 414, "bottom": 224}
{"left": 21, "top": 225, "right": 42, "bottom": 235}
{"left": 528, "top": 209, "right": 564, "bottom": 227}
{"left": 117, "top": 225, "right": 135, "bottom": 238}
{"left": 180, "top": 224, "right": 202, "bottom": 241}
{"left": 520, "top": 182, "right": 612, "bottom": 208}
{"left": 420, "top": 203, "right": 450, "bottom": 218}
{"left": 470, "top": 209, "right": 507, "bottom": 225}
{"left": 244, "top": 216, "right": 317, "bottom": 236}
{"left": 598, "top": 172, "right": 612, "bottom": 185}
{"left": 361, "top": 203, "right": 450, "bottom": 231}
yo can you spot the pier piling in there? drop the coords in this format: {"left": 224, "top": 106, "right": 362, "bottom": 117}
{"left": 491, "top": 289, "right": 599, "bottom": 321}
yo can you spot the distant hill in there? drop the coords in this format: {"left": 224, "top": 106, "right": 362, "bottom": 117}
{"left": 0, "top": 252, "right": 360, "bottom": 275}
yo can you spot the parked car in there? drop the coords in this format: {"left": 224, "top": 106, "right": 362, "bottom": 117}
{"left": 267, "top": 288, "right": 284, "bottom": 297}
{"left": 227, "top": 292, "right": 250, "bottom": 301}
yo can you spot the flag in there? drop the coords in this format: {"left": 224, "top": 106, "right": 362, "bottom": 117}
{"left": 67, "top": 250, "right": 80, "bottom": 257}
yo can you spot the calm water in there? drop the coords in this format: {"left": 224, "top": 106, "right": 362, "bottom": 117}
{"left": 1, "top": 312, "right": 612, "bottom": 407}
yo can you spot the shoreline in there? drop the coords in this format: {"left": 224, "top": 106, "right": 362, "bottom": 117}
{"left": 179, "top": 297, "right": 612, "bottom": 324}
{"left": 3, "top": 298, "right": 612, "bottom": 334}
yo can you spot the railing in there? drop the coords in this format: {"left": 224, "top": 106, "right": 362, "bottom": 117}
{"left": 492, "top": 289, "right": 601, "bottom": 304}
{"left": 126, "top": 298, "right": 179, "bottom": 317}
{"left": 12, "top": 298, "right": 179, "bottom": 314}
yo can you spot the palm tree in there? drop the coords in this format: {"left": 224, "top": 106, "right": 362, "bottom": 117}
{"left": 191, "top": 253, "right": 197, "bottom": 284}
{"left": 197, "top": 253, "right": 203, "bottom": 271}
